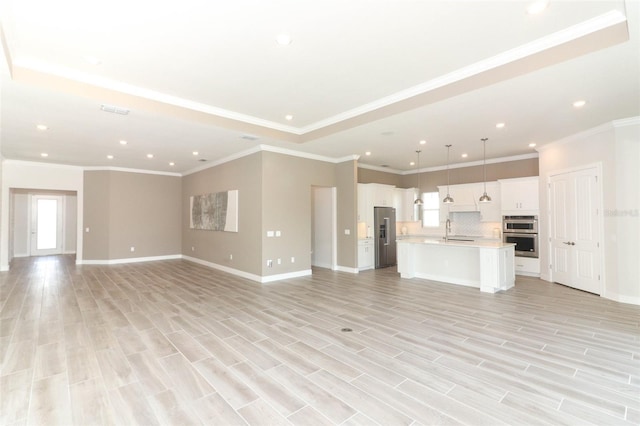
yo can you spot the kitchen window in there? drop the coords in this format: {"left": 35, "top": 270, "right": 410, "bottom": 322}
{"left": 421, "top": 192, "right": 439, "bottom": 227}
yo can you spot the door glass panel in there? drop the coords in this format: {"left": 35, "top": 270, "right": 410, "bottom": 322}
{"left": 37, "top": 199, "right": 58, "bottom": 250}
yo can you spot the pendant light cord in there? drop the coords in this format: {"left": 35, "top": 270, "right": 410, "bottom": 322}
{"left": 482, "top": 138, "right": 487, "bottom": 193}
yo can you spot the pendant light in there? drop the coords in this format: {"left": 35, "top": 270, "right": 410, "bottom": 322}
{"left": 443, "top": 144, "right": 454, "bottom": 204}
{"left": 414, "top": 150, "right": 423, "bottom": 205}
{"left": 479, "top": 137, "right": 492, "bottom": 203}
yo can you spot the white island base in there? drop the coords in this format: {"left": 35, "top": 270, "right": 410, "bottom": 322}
{"left": 397, "top": 239, "right": 516, "bottom": 293}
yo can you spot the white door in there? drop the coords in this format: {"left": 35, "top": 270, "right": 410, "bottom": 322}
{"left": 30, "top": 195, "right": 64, "bottom": 256}
{"left": 549, "top": 167, "right": 601, "bottom": 294}
{"left": 311, "top": 187, "right": 336, "bottom": 270}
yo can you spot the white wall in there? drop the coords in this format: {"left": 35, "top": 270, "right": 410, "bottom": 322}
{"left": 312, "top": 187, "right": 335, "bottom": 269}
{"left": 1, "top": 161, "right": 84, "bottom": 270}
{"left": 538, "top": 117, "right": 640, "bottom": 305}
{"left": 12, "top": 193, "right": 29, "bottom": 257}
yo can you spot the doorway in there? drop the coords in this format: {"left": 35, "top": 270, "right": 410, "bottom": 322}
{"left": 31, "top": 195, "right": 64, "bottom": 256}
{"left": 548, "top": 166, "right": 602, "bottom": 294}
{"left": 311, "top": 186, "right": 337, "bottom": 270}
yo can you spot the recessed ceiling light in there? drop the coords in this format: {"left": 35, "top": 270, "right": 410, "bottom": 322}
{"left": 276, "top": 33, "right": 292, "bottom": 46}
{"left": 83, "top": 55, "right": 102, "bottom": 65}
{"left": 529, "top": 143, "right": 537, "bottom": 148}
{"left": 192, "top": 151, "right": 199, "bottom": 156}
{"left": 527, "top": 0, "right": 549, "bottom": 15}
{"left": 119, "top": 140, "right": 128, "bottom": 145}
{"left": 36, "top": 124, "right": 48, "bottom": 131}
{"left": 496, "top": 122, "right": 506, "bottom": 129}
{"left": 573, "top": 100, "right": 587, "bottom": 108}
{"left": 419, "top": 140, "right": 427, "bottom": 145}
{"left": 147, "top": 154, "right": 154, "bottom": 159}
{"left": 107, "top": 155, "right": 114, "bottom": 159}
{"left": 285, "top": 114, "right": 293, "bottom": 121}
{"left": 461, "top": 153, "right": 468, "bottom": 158}
{"left": 169, "top": 162, "right": 175, "bottom": 166}
{"left": 365, "top": 151, "right": 371, "bottom": 156}
{"left": 41, "top": 153, "right": 48, "bottom": 157}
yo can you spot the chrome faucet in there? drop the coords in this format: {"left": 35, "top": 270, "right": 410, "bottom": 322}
{"left": 445, "top": 218, "right": 451, "bottom": 242}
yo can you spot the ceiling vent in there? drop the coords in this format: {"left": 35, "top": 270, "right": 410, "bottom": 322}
{"left": 100, "top": 104, "right": 130, "bottom": 115}
{"left": 241, "top": 134, "right": 259, "bottom": 141}
{"left": 198, "top": 159, "right": 208, "bottom": 162}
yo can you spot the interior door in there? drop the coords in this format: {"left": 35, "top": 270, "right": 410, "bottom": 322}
{"left": 549, "top": 168, "right": 601, "bottom": 294}
{"left": 30, "top": 195, "right": 63, "bottom": 256}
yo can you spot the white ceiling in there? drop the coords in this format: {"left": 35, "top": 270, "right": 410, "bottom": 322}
{"left": 1, "top": 0, "right": 638, "bottom": 175}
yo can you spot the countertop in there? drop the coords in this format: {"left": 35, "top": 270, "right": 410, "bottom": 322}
{"left": 397, "top": 238, "right": 515, "bottom": 249}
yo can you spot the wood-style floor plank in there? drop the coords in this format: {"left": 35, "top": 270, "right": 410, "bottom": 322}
{"left": 0, "top": 255, "right": 638, "bottom": 426}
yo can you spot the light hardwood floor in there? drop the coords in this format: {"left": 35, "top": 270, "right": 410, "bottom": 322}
{"left": 1, "top": 255, "right": 639, "bottom": 425}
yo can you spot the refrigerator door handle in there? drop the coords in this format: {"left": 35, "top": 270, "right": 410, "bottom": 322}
{"left": 384, "top": 217, "right": 390, "bottom": 245}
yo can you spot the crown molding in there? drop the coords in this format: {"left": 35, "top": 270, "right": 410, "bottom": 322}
{"left": 613, "top": 116, "right": 640, "bottom": 128}
{"left": 82, "top": 166, "right": 181, "bottom": 177}
{"left": 537, "top": 116, "right": 639, "bottom": 153}
{"left": 182, "top": 145, "right": 360, "bottom": 176}
{"left": 2, "top": 159, "right": 85, "bottom": 170}
{"left": 359, "top": 153, "right": 539, "bottom": 176}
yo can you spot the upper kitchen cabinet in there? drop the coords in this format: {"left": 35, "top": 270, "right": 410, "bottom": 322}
{"left": 372, "top": 184, "right": 395, "bottom": 207}
{"left": 438, "top": 183, "right": 478, "bottom": 213}
{"left": 357, "top": 183, "right": 374, "bottom": 226}
{"left": 394, "top": 187, "right": 419, "bottom": 222}
{"left": 478, "top": 181, "right": 501, "bottom": 222}
{"left": 499, "top": 177, "right": 539, "bottom": 214}
{"left": 439, "top": 181, "right": 501, "bottom": 222}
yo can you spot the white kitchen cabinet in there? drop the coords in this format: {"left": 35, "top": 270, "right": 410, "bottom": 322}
{"left": 395, "top": 187, "right": 419, "bottom": 222}
{"left": 357, "top": 184, "right": 373, "bottom": 224}
{"left": 499, "top": 177, "right": 539, "bottom": 214}
{"left": 478, "top": 182, "right": 501, "bottom": 222}
{"left": 372, "top": 184, "right": 395, "bottom": 207}
{"left": 358, "top": 239, "right": 375, "bottom": 270}
{"left": 439, "top": 181, "right": 501, "bottom": 223}
{"left": 514, "top": 256, "right": 540, "bottom": 277}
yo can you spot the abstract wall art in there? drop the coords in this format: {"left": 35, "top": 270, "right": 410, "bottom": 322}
{"left": 190, "top": 190, "right": 238, "bottom": 232}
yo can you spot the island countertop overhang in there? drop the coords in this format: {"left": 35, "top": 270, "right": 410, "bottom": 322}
{"left": 397, "top": 238, "right": 515, "bottom": 250}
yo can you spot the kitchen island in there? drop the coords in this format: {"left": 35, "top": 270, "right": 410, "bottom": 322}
{"left": 397, "top": 238, "right": 515, "bottom": 293}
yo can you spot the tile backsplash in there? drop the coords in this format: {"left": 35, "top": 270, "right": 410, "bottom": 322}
{"left": 398, "top": 211, "right": 501, "bottom": 239}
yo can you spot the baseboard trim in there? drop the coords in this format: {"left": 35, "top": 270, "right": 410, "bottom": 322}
{"left": 335, "top": 265, "right": 359, "bottom": 274}
{"left": 603, "top": 290, "right": 640, "bottom": 306}
{"left": 182, "top": 255, "right": 311, "bottom": 283}
{"left": 79, "top": 254, "right": 182, "bottom": 265}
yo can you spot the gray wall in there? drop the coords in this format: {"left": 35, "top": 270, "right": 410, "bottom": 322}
{"left": 84, "top": 170, "right": 182, "bottom": 260}
{"left": 358, "top": 158, "right": 538, "bottom": 192}
{"left": 182, "top": 152, "right": 263, "bottom": 275}
{"left": 182, "top": 151, "right": 358, "bottom": 277}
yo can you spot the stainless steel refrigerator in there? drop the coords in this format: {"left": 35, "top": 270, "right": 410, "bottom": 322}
{"left": 374, "top": 206, "right": 397, "bottom": 268}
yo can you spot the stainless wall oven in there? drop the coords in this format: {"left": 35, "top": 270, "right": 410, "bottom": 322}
{"left": 503, "top": 215, "right": 538, "bottom": 258}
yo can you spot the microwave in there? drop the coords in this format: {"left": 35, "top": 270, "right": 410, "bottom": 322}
{"left": 503, "top": 215, "right": 538, "bottom": 234}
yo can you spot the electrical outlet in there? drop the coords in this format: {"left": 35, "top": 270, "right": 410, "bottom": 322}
{"left": 291, "top": 257, "right": 295, "bottom": 263}
{"left": 85, "top": 227, "right": 90, "bottom": 233}
{"left": 229, "top": 254, "right": 233, "bottom": 260}
{"left": 267, "top": 259, "right": 273, "bottom": 267}
{"left": 191, "top": 246, "right": 195, "bottom": 251}
{"left": 344, "top": 229, "right": 351, "bottom": 235}
{"left": 275, "top": 230, "right": 281, "bottom": 237}
{"left": 277, "top": 258, "right": 281, "bottom": 265}
{"left": 130, "top": 246, "right": 135, "bottom": 252}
